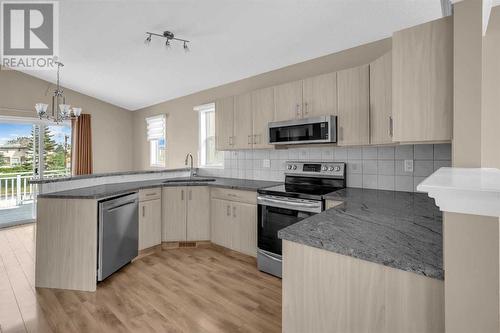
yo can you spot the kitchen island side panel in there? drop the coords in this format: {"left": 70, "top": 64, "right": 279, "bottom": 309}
{"left": 35, "top": 198, "right": 98, "bottom": 292}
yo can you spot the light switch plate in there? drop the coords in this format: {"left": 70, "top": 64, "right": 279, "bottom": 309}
{"left": 263, "top": 159, "right": 271, "bottom": 168}
{"left": 404, "top": 160, "right": 414, "bottom": 173}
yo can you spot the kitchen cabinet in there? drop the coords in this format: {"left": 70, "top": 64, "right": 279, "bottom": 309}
{"left": 138, "top": 189, "right": 162, "bottom": 250}
{"left": 186, "top": 186, "right": 210, "bottom": 241}
{"left": 210, "top": 188, "right": 257, "bottom": 257}
{"left": 337, "top": 64, "right": 370, "bottom": 146}
{"left": 162, "top": 186, "right": 210, "bottom": 242}
{"left": 232, "top": 201, "right": 257, "bottom": 256}
{"left": 162, "top": 187, "right": 187, "bottom": 241}
{"left": 302, "top": 72, "right": 337, "bottom": 117}
{"left": 215, "top": 96, "right": 235, "bottom": 150}
{"left": 392, "top": 16, "right": 453, "bottom": 142}
{"left": 233, "top": 92, "right": 253, "bottom": 150}
{"left": 274, "top": 80, "right": 303, "bottom": 121}
{"left": 251, "top": 87, "right": 274, "bottom": 149}
{"left": 370, "top": 51, "right": 393, "bottom": 145}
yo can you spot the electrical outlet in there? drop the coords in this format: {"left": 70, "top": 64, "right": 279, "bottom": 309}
{"left": 404, "top": 160, "right": 414, "bottom": 173}
{"left": 263, "top": 159, "right": 271, "bottom": 168}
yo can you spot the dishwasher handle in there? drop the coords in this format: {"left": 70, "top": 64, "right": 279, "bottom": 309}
{"left": 106, "top": 200, "right": 137, "bottom": 212}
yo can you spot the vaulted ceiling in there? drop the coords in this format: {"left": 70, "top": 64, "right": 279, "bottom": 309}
{"left": 19, "top": 0, "right": 444, "bottom": 110}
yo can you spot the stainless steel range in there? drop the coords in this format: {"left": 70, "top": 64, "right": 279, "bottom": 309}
{"left": 257, "top": 161, "right": 346, "bottom": 278}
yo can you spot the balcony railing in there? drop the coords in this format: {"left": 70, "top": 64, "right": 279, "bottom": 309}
{"left": 0, "top": 169, "right": 69, "bottom": 207}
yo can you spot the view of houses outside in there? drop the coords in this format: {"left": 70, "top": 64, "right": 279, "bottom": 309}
{"left": 0, "top": 122, "right": 71, "bottom": 227}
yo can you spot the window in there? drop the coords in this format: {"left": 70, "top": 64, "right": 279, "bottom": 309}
{"left": 196, "top": 103, "right": 223, "bottom": 168}
{"left": 146, "top": 115, "right": 166, "bottom": 167}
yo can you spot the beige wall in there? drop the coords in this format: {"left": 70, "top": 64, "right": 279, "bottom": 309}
{"left": 132, "top": 38, "right": 392, "bottom": 170}
{"left": 0, "top": 69, "right": 133, "bottom": 173}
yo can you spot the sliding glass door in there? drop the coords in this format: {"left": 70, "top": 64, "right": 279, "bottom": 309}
{"left": 0, "top": 118, "right": 71, "bottom": 228}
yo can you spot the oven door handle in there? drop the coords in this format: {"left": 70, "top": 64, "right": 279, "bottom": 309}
{"left": 257, "top": 196, "right": 321, "bottom": 209}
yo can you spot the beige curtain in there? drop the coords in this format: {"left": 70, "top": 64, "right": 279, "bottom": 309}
{"left": 71, "top": 114, "right": 93, "bottom": 175}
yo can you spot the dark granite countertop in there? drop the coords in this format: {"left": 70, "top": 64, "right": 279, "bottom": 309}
{"left": 37, "top": 177, "right": 281, "bottom": 199}
{"left": 29, "top": 168, "right": 193, "bottom": 184}
{"left": 279, "top": 188, "right": 443, "bottom": 280}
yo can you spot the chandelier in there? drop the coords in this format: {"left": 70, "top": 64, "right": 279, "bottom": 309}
{"left": 35, "top": 61, "right": 82, "bottom": 123}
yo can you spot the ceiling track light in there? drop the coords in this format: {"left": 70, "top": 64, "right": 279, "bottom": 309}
{"left": 145, "top": 30, "right": 190, "bottom": 52}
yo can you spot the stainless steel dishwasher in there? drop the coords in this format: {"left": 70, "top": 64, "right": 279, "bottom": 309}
{"left": 98, "top": 192, "right": 139, "bottom": 281}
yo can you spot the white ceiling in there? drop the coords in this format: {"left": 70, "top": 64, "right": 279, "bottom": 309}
{"left": 20, "top": 0, "right": 443, "bottom": 111}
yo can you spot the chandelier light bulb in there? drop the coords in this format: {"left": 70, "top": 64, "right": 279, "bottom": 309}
{"left": 184, "top": 42, "right": 189, "bottom": 52}
{"left": 145, "top": 34, "right": 152, "bottom": 44}
{"left": 165, "top": 39, "right": 171, "bottom": 49}
{"left": 72, "top": 107, "right": 82, "bottom": 117}
{"left": 35, "top": 103, "right": 48, "bottom": 118}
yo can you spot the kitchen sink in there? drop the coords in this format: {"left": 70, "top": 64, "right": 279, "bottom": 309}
{"left": 162, "top": 177, "right": 216, "bottom": 183}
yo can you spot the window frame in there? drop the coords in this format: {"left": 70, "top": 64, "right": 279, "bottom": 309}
{"left": 197, "top": 104, "right": 223, "bottom": 168}
{"left": 146, "top": 115, "right": 166, "bottom": 168}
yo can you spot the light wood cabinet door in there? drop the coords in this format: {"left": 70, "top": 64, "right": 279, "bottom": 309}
{"left": 215, "top": 96, "right": 235, "bottom": 150}
{"left": 303, "top": 72, "right": 337, "bottom": 117}
{"left": 232, "top": 202, "right": 257, "bottom": 257}
{"left": 337, "top": 64, "right": 370, "bottom": 146}
{"left": 139, "top": 199, "right": 162, "bottom": 250}
{"left": 392, "top": 16, "right": 452, "bottom": 142}
{"left": 162, "top": 187, "right": 187, "bottom": 241}
{"left": 274, "top": 80, "right": 303, "bottom": 121}
{"left": 370, "top": 51, "right": 393, "bottom": 145}
{"left": 186, "top": 186, "right": 210, "bottom": 241}
{"left": 233, "top": 92, "right": 253, "bottom": 150}
{"left": 210, "top": 198, "right": 232, "bottom": 248}
{"left": 251, "top": 87, "right": 274, "bottom": 149}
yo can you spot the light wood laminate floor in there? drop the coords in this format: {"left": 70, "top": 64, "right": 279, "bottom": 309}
{"left": 0, "top": 224, "right": 282, "bottom": 333}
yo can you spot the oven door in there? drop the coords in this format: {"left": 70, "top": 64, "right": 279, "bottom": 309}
{"left": 257, "top": 195, "right": 322, "bottom": 256}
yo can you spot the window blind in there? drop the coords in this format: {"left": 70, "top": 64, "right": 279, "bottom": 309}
{"left": 146, "top": 115, "right": 165, "bottom": 141}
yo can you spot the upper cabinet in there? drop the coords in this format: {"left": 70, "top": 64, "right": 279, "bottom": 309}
{"left": 251, "top": 87, "right": 274, "bottom": 149}
{"left": 337, "top": 64, "right": 370, "bottom": 146}
{"left": 302, "top": 72, "right": 337, "bottom": 118}
{"left": 233, "top": 92, "right": 253, "bottom": 150}
{"left": 215, "top": 96, "right": 234, "bottom": 150}
{"left": 392, "top": 16, "right": 453, "bottom": 142}
{"left": 274, "top": 80, "right": 303, "bottom": 121}
{"left": 370, "top": 51, "right": 393, "bottom": 145}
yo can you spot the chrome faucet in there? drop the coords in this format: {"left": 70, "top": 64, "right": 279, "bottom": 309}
{"left": 184, "top": 153, "right": 195, "bottom": 178}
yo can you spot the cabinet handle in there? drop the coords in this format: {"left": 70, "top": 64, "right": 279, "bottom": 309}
{"left": 304, "top": 102, "right": 308, "bottom": 115}
{"left": 248, "top": 135, "right": 252, "bottom": 145}
{"left": 189, "top": 189, "right": 192, "bottom": 200}
{"left": 181, "top": 190, "right": 184, "bottom": 201}
{"left": 253, "top": 134, "right": 257, "bottom": 144}
{"left": 233, "top": 206, "right": 236, "bottom": 218}
{"left": 142, "top": 205, "right": 145, "bottom": 217}
{"left": 226, "top": 205, "right": 231, "bottom": 216}
{"left": 229, "top": 136, "right": 233, "bottom": 146}
{"left": 389, "top": 116, "right": 393, "bottom": 137}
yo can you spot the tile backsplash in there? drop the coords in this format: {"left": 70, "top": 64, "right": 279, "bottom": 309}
{"left": 198, "top": 144, "right": 451, "bottom": 192}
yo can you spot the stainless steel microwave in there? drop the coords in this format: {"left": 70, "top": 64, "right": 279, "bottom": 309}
{"left": 268, "top": 115, "right": 337, "bottom": 145}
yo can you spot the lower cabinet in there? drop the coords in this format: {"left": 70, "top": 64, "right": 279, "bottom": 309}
{"left": 162, "top": 186, "right": 210, "bottom": 242}
{"left": 138, "top": 189, "right": 162, "bottom": 250}
{"left": 210, "top": 194, "right": 257, "bottom": 257}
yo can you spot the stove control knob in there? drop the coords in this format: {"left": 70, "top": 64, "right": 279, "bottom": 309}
{"left": 292, "top": 165, "right": 297, "bottom": 170}
{"left": 287, "top": 164, "right": 292, "bottom": 170}
{"left": 322, "top": 166, "right": 328, "bottom": 171}
{"left": 334, "top": 166, "right": 340, "bottom": 172}
{"left": 328, "top": 166, "right": 334, "bottom": 171}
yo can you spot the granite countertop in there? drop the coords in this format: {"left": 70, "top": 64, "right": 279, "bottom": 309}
{"left": 37, "top": 177, "right": 281, "bottom": 199}
{"left": 279, "top": 188, "right": 443, "bottom": 280}
{"left": 29, "top": 168, "right": 193, "bottom": 184}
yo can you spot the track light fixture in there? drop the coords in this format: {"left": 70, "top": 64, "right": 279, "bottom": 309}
{"left": 145, "top": 30, "right": 190, "bottom": 51}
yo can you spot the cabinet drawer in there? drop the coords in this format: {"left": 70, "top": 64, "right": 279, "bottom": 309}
{"left": 139, "top": 188, "right": 161, "bottom": 201}
{"left": 210, "top": 188, "right": 256, "bottom": 205}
